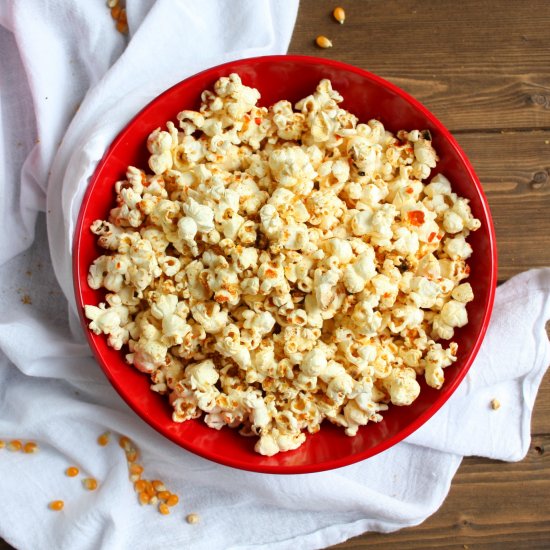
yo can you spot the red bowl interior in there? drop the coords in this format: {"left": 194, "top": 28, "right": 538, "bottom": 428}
{"left": 73, "top": 55, "right": 497, "bottom": 474}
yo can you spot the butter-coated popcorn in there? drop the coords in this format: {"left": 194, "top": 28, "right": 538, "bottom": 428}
{"left": 86, "top": 75, "right": 480, "bottom": 456}
{"left": 383, "top": 367, "right": 421, "bottom": 406}
{"left": 451, "top": 282, "right": 474, "bottom": 303}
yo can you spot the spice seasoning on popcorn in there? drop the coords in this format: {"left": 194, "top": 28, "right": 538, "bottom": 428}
{"left": 85, "top": 74, "right": 480, "bottom": 456}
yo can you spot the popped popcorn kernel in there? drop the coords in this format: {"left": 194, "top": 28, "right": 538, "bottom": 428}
{"left": 186, "top": 513, "right": 200, "bottom": 524}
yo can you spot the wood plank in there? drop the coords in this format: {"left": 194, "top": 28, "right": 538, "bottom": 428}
{"left": 333, "top": 432, "right": 550, "bottom": 549}
{"left": 532, "top": 334, "right": 550, "bottom": 436}
{"left": 289, "top": 0, "right": 550, "bottom": 131}
{"left": 454, "top": 131, "right": 550, "bottom": 279}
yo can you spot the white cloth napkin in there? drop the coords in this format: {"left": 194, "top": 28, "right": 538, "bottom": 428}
{"left": 0, "top": 2, "right": 549, "bottom": 550}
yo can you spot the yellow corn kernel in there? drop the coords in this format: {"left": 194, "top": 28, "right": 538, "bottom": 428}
{"left": 186, "top": 513, "right": 200, "bottom": 524}
{"left": 157, "top": 490, "right": 170, "bottom": 501}
{"left": 134, "top": 479, "right": 147, "bottom": 493}
{"left": 118, "top": 8, "right": 127, "bottom": 25}
{"left": 315, "top": 35, "right": 333, "bottom": 49}
{"left": 97, "top": 432, "right": 110, "bottom": 447}
{"left": 166, "top": 494, "right": 179, "bottom": 507}
{"left": 83, "top": 478, "right": 98, "bottom": 491}
{"left": 145, "top": 481, "right": 156, "bottom": 498}
{"left": 126, "top": 449, "right": 138, "bottom": 462}
{"left": 158, "top": 503, "right": 170, "bottom": 515}
{"left": 66, "top": 467, "right": 80, "bottom": 477}
{"left": 129, "top": 463, "right": 144, "bottom": 476}
{"left": 7, "top": 440, "right": 22, "bottom": 452}
{"left": 333, "top": 6, "right": 346, "bottom": 24}
{"left": 110, "top": 5, "right": 121, "bottom": 20}
{"left": 491, "top": 398, "right": 501, "bottom": 410}
{"left": 116, "top": 9, "right": 128, "bottom": 35}
{"left": 152, "top": 480, "right": 166, "bottom": 492}
{"left": 116, "top": 20, "right": 129, "bottom": 36}
{"left": 49, "top": 500, "right": 64, "bottom": 511}
{"left": 23, "top": 442, "right": 39, "bottom": 454}
{"left": 119, "top": 436, "right": 131, "bottom": 450}
{"left": 138, "top": 491, "right": 151, "bottom": 505}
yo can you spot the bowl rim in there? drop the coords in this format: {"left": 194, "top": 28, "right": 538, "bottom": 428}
{"left": 73, "top": 54, "right": 498, "bottom": 474}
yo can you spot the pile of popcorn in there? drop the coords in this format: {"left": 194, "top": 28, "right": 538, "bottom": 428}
{"left": 85, "top": 74, "right": 480, "bottom": 456}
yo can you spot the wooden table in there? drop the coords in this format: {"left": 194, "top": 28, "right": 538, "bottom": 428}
{"left": 2, "top": 1, "right": 549, "bottom": 549}
{"left": 288, "top": 0, "right": 550, "bottom": 548}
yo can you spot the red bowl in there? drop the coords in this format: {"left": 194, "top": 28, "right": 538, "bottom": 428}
{"left": 73, "top": 55, "right": 497, "bottom": 474}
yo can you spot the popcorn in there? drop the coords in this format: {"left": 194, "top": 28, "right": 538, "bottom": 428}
{"left": 182, "top": 198, "right": 215, "bottom": 233}
{"left": 84, "top": 299, "right": 130, "bottom": 351}
{"left": 343, "top": 249, "right": 377, "bottom": 293}
{"left": 268, "top": 146, "right": 316, "bottom": 194}
{"left": 147, "top": 128, "right": 173, "bottom": 175}
{"left": 444, "top": 235, "right": 473, "bottom": 260}
{"left": 452, "top": 282, "right": 474, "bottom": 303}
{"left": 440, "top": 300, "right": 469, "bottom": 328}
{"left": 384, "top": 367, "right": 421, "bottom": 406}
{"left": 191, "top": 302, "right": 228, "bottom": 334}
{"left": 301, "top": 347, "right": 328, "bottom": 377}
{"left": 424, "top": 343, "right": 457, "bottom": 389}
{"left": 85, "top": 74, "right": 480, "bottom": 456}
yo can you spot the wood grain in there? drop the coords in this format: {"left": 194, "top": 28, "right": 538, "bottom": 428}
{"left": 289, "top": 0, "right": 550, "bottom": 132}
{"left": 455, "top": 131, "right": 550, "bottom": 280}
{"left": 333, "top": 441, "right": 550, "bottom": 549}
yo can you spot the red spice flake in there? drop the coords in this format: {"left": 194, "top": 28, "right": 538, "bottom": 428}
{"left": 405, "top": 187, "right": 414, "bottom": 194}
{"left": 407, "top": 210, "right": 425, "bottom": 226}
{"left": 428, "top": 231, "right": 437, "bottom": 243}
{"left": 254, "top": 117, "right": 262, "bottom": 125}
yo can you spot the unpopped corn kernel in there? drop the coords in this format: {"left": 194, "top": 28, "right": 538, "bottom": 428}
{"left": 166, "top": 494, "right": 179, "bottom": 507}
{"left": 332, "top": 7, "right": 345, "bottom": 24}
{"left": 49, "top": 500, "right": 64, "bottom": 511}
{"left": 315, "top": 35, "right": 333, "bottom": 48}
{"left": 23, "top": 442, "right": 39, "bottom": 454}
{"left": 83, "top": 478, "right": 98, "bottom": 491}
{"left": 66, "top": 466, "right": 80, "bottom": 477}
{"left": 97, "top": 432, "right": 111, "bottom": 446}
{"left": 7, "top": 440, "right": 22, "bottom": 452}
